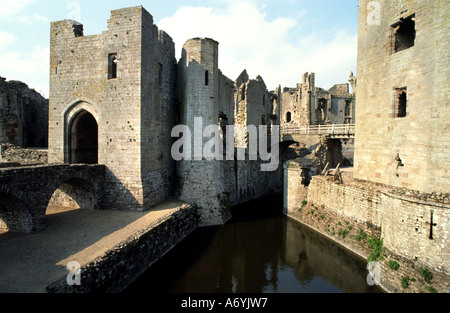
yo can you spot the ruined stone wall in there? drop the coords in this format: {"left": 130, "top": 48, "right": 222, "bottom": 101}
{"left": 283, "top": 163, "right": 308, "bottom": 216}
{"left": 354, "top": 0, "right": 450, "bottom": 193}
{"left": 280, "top": 73, "right": 355, "bottom": 129}
{"left": 177, "top": 40, "right": 282, "bottom": 226}
{"left": 0, "top": 77, "right": 48, "bottom": 148}
{"left": 176, "top": 38, "right": 231, "bottom": 226}
{"left": 329, "top": 96, "right": 355, "bottom": 124}
{"left": 140, "top": 10, "right": 178, "bottom": 208}
{"left": 280, "top": 86, "right": 309, "bottom": 127}
{"left": 306, "top": 176, "right": 382, "bottom": 227}
{"left": 233, "top": 73, "right": 283, "bottom": 205}
{"left": 285, "top": 166, "right": 450, "bottom": 279}
{"left": 46, "top": 204, "right": 198, "bottom": 293}
{"left": 49, "top": 6, "right": 177, "bottom": 210}
{"left": 380, "top": 192, "right": 450, "bottom": 276}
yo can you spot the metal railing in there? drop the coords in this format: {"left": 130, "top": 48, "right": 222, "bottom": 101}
{"left": 281, "top": 124, "right": 355, "bottom": 136}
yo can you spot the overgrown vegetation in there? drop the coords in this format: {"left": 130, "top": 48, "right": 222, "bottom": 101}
{"left": 388, "top": 260, "right": 400, "bottom": 271}
{"left": 338, "top": 228, "right": 349, "bottom": 239}
{"left": 354, "top": 228, "right": 368, "bottom": 242}
{"left": 421, "top": 268, "right": 433, "bottom": 284}
{"left": 367, "top": 236, "right": 384, "bottom": 262}
{"left": 401, "top": 276, "right": 414, "bottom": 289}
{"left": 217, "top": 193, "right": 231, "bottom": 212}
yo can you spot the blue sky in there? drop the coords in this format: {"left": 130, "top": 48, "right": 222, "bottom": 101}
{"left": 0, "top": 0, "right": 358, "bottom": 97}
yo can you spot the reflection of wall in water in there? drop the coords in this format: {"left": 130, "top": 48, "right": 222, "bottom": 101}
{"left": 284, "top": 219, "right": 374, "bottom": 293}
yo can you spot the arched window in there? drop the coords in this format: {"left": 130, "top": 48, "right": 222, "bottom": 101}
{"left": 286, "top": 111, "right": 292, "bottom": 123}
{"left": 108, "top": 53, "right": 118, "bottom": 79}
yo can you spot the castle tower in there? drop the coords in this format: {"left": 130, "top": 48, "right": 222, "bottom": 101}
{"left": 354, "top": 0, "right": 449, "bottom": 193}
{"left": 49, "top": 6, "right": 177, "bottom": 210}
{"left": 176, "top": 38, "right": 231, "bottom": 226}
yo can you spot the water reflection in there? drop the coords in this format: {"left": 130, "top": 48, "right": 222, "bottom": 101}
{"left": 125, "top": 196, "right": 381, "bottom": 293}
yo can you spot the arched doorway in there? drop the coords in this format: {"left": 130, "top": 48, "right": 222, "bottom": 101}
{"left": 69, "top": 111, "right": 98, "bottom": 164}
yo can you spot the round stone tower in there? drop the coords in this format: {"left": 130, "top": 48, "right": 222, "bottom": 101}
{"left": 179, "top": 38, "right": 219, "bottom": 127}
{"left": 177, "top": 38, "right": 230, "bottom": 226}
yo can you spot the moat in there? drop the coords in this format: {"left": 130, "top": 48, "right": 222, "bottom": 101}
{"left": 125, "top": 196, "right": 382, "bottom": 293}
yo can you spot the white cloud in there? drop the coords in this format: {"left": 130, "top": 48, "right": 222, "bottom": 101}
{"left": 0, "top": 46, "right": 49, "bottom": 97}
{"left": 158, "top": 0, "right": 357, "bottom": 90}
{"left": 0, "top": 0, "right": 34, "bottom": 19}
{"left": 0, "top": 31, "right": 17, "bottom": 49}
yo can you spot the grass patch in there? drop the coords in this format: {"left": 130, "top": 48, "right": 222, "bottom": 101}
{"left": 387, "top": 260, "right": 400, "bottom": 271}
{"left": 421, "top": 268, "right": 433, "bottom": 284}
{"left": 367, "top": 236, "right": 384, "bottom": 262}
{"left": 338, "top": 228, "right": 349, "bottom": 239}
{"left": 400, "top": 276, "right": 411, "bottom": 289}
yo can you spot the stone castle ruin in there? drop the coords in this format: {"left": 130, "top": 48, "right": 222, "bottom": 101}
{"left": 285, "top": 0, "right": 449, "bottom": 292}
{"left": 48, "top": 6, "right": 284, "bottom": 226}
{"left": 0, "top": 77, "right": 48, "bottom": 149}
{"left": 0, "top": 2, "right": 448, "bottom": 293}
{"left": 280, "top": 72, "right": 356, "bottom": 128}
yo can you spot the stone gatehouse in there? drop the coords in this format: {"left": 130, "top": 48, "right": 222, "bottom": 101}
{"left": 49, "top": 6, "right": 282, "bottom": 226}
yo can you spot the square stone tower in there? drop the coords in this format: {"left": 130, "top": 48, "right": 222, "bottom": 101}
{"left": 49, "top": 6, "right": 177, "bottom": 210}
{"left": 354, "top": 0, "right": 450, "bottom": 193}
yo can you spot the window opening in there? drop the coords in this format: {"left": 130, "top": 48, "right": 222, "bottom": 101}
{"left": 392, "top": 15, "right": 416, "bottom": 53}
{"left": 159, "top": 63, "right": 163, "bottom": 88}
{"left": 108, "top": 54, "right": 118, "bottom": 79}
{"left": 286, "top": 111, "right": 292, "bottom": 123}
{"left": 395, "top": 88, "right": 407, "bottom": 118}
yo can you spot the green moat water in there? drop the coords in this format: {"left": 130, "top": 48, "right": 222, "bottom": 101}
{"left": 125, "top": 196, "right": 382, "bottom": 293}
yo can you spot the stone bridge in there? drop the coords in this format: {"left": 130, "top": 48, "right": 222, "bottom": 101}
{"left": 0, "top": 164, "right": 105, "bottom": 233}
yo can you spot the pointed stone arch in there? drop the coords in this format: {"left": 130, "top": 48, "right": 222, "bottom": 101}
{"left": 63, "top": 100, "right": 100, "bottom": 164}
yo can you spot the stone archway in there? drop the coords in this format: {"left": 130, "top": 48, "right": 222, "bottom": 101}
{"left": 69, "top": 110, "right": 98, "bottom": 164}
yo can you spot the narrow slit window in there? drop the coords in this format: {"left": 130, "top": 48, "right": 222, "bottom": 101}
{"left": 158, "top": 63, "right": 163, "bottom": 88}
{"left": 392, "top": 15, "right": 416, "bottom": 53}
{"left": 108, "top": 53, "right": 118, "bottom": 79}
{"left": 205, "top": 70, "right": 209, "bottom": 86}
{"left": 394, "top": 88, "right": 407, "bottom": 118}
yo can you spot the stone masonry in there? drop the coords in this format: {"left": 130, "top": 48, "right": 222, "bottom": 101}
{"left": 48, "top": 7, "right": 282, "bottom": 226}
{"left": 284, "top": 0, "right": 450, "bottom": 293}
{"left": 0, "top": 77, "right": 48, "bottom": 148}
{"left": 49, "top": 7, "right": 177, "bottom": 211}
{"left": 354, "top": 0, "right": 450, "bottom": 193}
{"left": 284, "top": 162, "right": 450, "bottom": 292}
{"left": 279, "top": 72, "right": 356, "bottom": 128}
{"left": 176, "top": 38, "right": 282, "bottom": 226}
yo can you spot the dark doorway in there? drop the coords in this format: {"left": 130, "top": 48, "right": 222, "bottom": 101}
{"left": 70, "top": 111, "right": 98, "bottom": 164}
{"left": 327, "top": 139, "right": 343, "bottom": 168}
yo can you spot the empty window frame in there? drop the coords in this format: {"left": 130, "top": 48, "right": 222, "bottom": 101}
{"left": 205, "top": 70, "right": 209, "bottom": 86}
{"left": 345, "top": 100, "right": 352, "bottom": 117}
{"left": 392, "top": 15, "right": 416, "bottom": 53}
{"left": 286, "top": 111, "right": 292, "bottom": 123}
{"left": 108, "top": 53, "right": 118, "bottom": 79}
{"left": 393, "top": 87, "right": 407, "bottom": 118}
